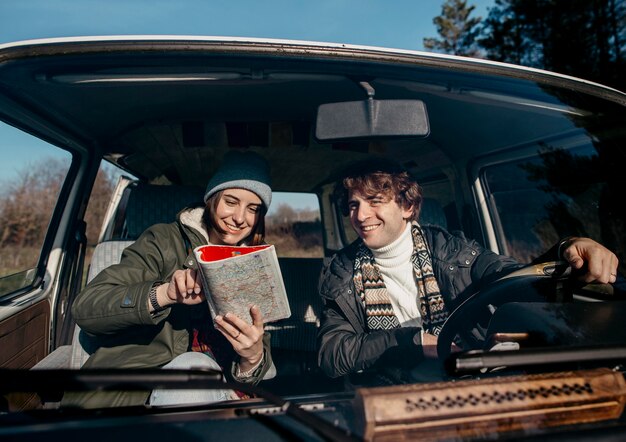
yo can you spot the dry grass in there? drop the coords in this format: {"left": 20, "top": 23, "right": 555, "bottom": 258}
{"left": 266, "top": 220, "right": 323, "bottom": 258}
{"left": 0, "top": 245, "right": 39, "bottom": 277}
{"left": 266, "top": 231, "right": 323, "bottom": 258}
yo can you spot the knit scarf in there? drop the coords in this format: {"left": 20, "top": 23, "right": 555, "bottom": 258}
{"left": 353, "top": 222, "right": 450, "bottom": 334}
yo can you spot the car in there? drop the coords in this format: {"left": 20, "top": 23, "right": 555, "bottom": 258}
{"left": 0, "top": 36, "right": 625, "bottom": 441}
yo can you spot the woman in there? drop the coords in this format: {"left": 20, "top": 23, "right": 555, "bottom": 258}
{"left": 68, "top": 151, "right": 275, "bottom": 408}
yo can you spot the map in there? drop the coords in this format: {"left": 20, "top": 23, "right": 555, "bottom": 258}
{"left": 194, "top": 244, "right": 291, "bottom": 324}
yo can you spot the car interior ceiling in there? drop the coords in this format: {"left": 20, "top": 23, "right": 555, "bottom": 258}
{"left": 1, "top": 50, "right": 597, "bottom": 162}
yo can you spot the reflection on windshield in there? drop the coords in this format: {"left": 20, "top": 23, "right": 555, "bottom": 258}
{"left": 485, "top": 137, "right": 626, "bottom": 278}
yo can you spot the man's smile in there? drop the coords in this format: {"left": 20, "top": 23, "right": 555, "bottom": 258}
{"left": 360, "top": 224, "right": 380, "bottom": 232}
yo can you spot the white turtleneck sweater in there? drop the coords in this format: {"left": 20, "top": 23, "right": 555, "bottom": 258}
{"left": 370, "top": 222, "right": 422, "bottom": 328}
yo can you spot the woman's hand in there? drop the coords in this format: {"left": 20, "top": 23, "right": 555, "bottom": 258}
{"left": 215, "top": 305, "right": 265, "bottom": 371}
{"left": 151, "top": 269, "right": 205, "bottom": 311}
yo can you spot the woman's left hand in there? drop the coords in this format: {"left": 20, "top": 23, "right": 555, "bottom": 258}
{"left": 215, "top": 305, "right": 265, "bottom": 372}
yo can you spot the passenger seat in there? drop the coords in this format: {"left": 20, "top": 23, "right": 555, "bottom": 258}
{"left": 118, "top": 182, "right": 204, "bottom": 240}
{"left": 33, "top": 183, "right": 204, "bottom": 369}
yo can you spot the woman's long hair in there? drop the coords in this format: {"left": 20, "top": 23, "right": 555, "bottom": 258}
{"left": 203, "top": 190, "right": 267, "bottom": 245}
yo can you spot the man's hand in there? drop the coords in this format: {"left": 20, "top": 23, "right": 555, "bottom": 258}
{"left": 562, "top": 237, "right": 619, "bottom": 284}
{"left": 421, "top": 332, "right": 439, "bottom": 359}
{"left": 421, "top": 332, "right": 462, "bottom": 359}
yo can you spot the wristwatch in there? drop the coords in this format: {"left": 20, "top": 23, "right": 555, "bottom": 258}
{"left": 149, "top": 282, "right": 165, "bottom": 313}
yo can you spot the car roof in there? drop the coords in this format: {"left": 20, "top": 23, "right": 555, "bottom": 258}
{"left": 0, "top": 34, "right": 623, "bottom": 86}
{"left": 1, "top": 36, "right": 625, "bottom": 192}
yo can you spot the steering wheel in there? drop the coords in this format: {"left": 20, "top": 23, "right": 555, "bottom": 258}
{"left": 436, "top": 261, "right": 572, "bottom": 361}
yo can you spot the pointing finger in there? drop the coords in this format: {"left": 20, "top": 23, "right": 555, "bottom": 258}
{"left": 192, "top": 269, "right": 203, "bottom": 295}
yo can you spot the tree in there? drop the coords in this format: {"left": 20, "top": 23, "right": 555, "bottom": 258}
{"left": 84, "top": 167, "right": 116, "bottom": 245}
{"left": 268, "top": 203, "right": 298, "bottom": 225}
{"left": 478, "top": 0, "right": 535, "bottom": 65}
{"left": 479, "top": 0, "right": 626, "bottom": 90}
{"left": 0, "top": 158, "right": 115, "bottom": 249}
{"left": 0, "top": 158, "right": 67, "bottom": 249}
{"left": 423, "top": 0, "right": 483, "bottom": 57}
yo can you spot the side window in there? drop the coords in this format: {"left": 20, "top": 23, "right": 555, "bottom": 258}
{"left": 420, "top": 178, "right": 460, "bottom": 232}
{"left": 82, "top": 162, "right": 129, "bottom": 275}
{"left": 266, "top": 192, "right": 323, "bottom": 258}
{"left": 0, "top": 122, "right": 72, "bottom": 297}
{"left": 482, "top": 139, "right": 625, "bottom": 272}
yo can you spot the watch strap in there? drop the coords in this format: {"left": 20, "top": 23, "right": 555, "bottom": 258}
{"left": 149, "top": 282, "right": 165, "bottom": 313}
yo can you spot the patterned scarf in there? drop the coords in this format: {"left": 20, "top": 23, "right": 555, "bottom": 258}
{"left": 353, "top": 222, "right": 450, "bottom": 335}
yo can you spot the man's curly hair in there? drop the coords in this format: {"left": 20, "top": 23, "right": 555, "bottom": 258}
{"left": 335, "top": 158, "right": 423, "bottom": 222}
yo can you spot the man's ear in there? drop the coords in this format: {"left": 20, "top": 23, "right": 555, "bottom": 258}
{"left": 402, "top": 204, "right": 415, "bottom": 221}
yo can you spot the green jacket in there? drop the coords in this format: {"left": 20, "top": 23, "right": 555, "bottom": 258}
{"left": 70, "top": 207, "right": 273, "bottom": 406}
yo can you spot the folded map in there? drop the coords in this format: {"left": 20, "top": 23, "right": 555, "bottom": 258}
{"left": 193, "top": 244, "right": 291, "bottom": 324}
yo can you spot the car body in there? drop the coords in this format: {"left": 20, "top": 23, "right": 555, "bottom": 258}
{"left": 0, "top": 36, "right": 625, "bottom": 441}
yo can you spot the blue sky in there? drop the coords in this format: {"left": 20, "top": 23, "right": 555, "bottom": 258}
{"left": 0, "top": 0, "right": 493, "bottom": 49}
{"left": 0, "top": 0, "right": 494, "bottom": 210}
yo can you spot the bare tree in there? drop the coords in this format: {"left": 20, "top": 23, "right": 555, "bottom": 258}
{"left": 0, "top": 158, "right": 67, "bottom": 248}
{"left": 0, "top": 158, "right": 115, "bottom": 249}
{"left": 268, "top": 203, "right": 298, "bottom": 225}
{"left": 84, "top": 167, "right": 115, "bottom": 245}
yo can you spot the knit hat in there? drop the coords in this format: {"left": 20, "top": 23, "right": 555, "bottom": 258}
{"left": 204, "top": 151, "right": 272, "bottom": 209}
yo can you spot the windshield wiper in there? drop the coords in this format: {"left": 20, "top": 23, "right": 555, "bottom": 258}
{"left": 0, "top": 368, "right": 359, "bottom": 442}
{"left": 449, "top": 344, "right": 626, "bottom": 374}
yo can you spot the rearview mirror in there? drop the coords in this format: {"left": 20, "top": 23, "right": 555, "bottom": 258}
{"left": 315, "top": 98, "right": 430, "bottom": 141}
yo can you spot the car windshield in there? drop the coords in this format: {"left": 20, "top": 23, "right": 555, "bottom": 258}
{"left": 1, "top": 38, "right": 626, "bottom": 440}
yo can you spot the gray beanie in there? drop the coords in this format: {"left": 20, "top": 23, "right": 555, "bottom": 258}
{"left": 204, "top": 151, "right": 272, "bottom": 209}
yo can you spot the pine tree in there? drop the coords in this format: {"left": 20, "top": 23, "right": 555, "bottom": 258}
{"left": 478, "top": 0, "right": 535, "bottom": 65}
{"left": 479, "top": 0, "right": 626, "bottom": 90}
{"left": 423, "top": 0, "right": 483, "bottom": 57}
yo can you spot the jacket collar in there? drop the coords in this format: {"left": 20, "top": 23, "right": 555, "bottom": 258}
{"left": 178, "top": 206, "right": 210, "bottom": 244}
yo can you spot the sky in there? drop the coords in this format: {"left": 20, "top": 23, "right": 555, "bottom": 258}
{"left": 0, "top": 0, "right": 495, "bottom": 210}
{"left": 0, "top": 0, "right": 494, "bottom": 49}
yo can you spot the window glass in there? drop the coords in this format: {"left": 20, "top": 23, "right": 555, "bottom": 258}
{"left": 82, "top": 162, "right": 129, "bottom": 280}
{"left": 266, "top": 192, "right": 323, "bottom": 258}
{"left": 419, "top": 178, "right": 459, "bottom": 232}
{"left": 482, "top": 139, "right": 625, "bottom": 274}
{"left": 0, "top": 122, "right": 72, "bottom": 296}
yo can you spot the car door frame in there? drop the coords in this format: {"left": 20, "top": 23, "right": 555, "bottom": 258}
{"left": 0, "top": 94, "right": 101, "bottom": 373}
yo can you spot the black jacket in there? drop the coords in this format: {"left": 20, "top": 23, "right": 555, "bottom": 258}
{"left": 317, "top": 224, "right": 522, "bottom": 383}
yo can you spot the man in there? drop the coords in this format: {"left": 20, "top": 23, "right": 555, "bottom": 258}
{"left": 317, "top": 159, "right": 619, "bottom": 386}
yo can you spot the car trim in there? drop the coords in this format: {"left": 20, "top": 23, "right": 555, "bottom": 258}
{"left": 1, "top": 36, "right": 625, "bottom": 106}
